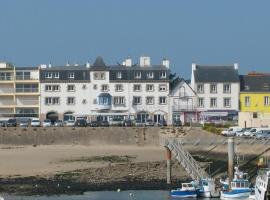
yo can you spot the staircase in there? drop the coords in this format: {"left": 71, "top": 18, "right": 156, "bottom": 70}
{"left": 160, "top": 137, "right": 209, "bottom": 180}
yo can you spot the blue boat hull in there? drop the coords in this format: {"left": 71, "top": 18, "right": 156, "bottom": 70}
{"left": 170, "top": 190, "right": 197, "bottom": 198}
{"left": 221, "top": 189, "right": 251, "bottom": 199}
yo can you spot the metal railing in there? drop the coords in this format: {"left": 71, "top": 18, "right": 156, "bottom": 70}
{"left": 15, "top": 88, "right": 39, "bottom": 93}
{"left": 0, "top": 76, "right": 13, "bottom": 81}
{"left": 0, "top": 88, "right": 14, "bottom": 93}
{"left": 0, "top": 100, "right": 15, "bottom": 106}
{"left": 160, "top": 137, "right": 209, "bottom": 180}
{"left": 16, "top": 99, "right": 39, "bottom": 106}
{"left": 15, "top": 76, "right": 38, "bottom": 80}
{"left": 172, "top": 105, "right": 195, "bottom": 112}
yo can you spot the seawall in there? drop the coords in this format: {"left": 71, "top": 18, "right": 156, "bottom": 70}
{"left": 0, "top": 127, "right": 161, "bottom": 146}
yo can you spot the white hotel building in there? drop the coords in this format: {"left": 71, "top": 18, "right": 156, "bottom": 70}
{"left": 40, "top": 56, "right": 170, "bottom": 123}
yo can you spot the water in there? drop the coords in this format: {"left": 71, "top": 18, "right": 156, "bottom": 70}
{"left": 1, "top": 191, "right": 220, "bottom": 200}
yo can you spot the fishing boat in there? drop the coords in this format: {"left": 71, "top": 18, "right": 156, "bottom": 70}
{"left": 170, "top": 182, "right": 198, "bottom": 198}
{"left": 220, "top": 167, "right": 251, "bottom": 199}
{"left": 195, "top": 179, "right": 220, "bottom": 198}
{"left": 254, "top": 168, "right": 270, "bottom": 200}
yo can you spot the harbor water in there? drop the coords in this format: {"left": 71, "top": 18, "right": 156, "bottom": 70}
{"left": 1, "top": 190, "right": 221, "bottom": 200}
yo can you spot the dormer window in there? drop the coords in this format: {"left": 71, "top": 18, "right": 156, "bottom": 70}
{"left": 68, "top": 72, "right": 74, "bottom": 79}
{"left": 53, "top": 72, "right": 59, "bottom": 79}
{"left": 134, "top": 72, "right": 141, "bottom": 79}
{"left": 117, "top": 72, "right": 122, "bottom": 79}
{"left": 45, "top": 72, "right": 52, "bottom": 79}
{"left": 160, "top": 71, "right": 166, "bottom": 79}
{"left": 147, "top": 72, "right": 154, "bottom": 79}
{"left": 244, "top": 85, "right": 250, "bottom": 91}
{"left": 263, "top": 83, "right": 269, "bottom": 90}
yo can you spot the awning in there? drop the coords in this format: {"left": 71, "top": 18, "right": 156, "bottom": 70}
{"left": 201, "top": 111, "right": 228, "bottom": 117}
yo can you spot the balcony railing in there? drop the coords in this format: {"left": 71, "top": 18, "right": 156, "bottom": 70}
{"left": 16, "top": 99, "right": 39, "bottom": 106}
{"left": 15, "top": 76, "right": 38, "bottom": 81}
{"left": 0, "top": 100, "right": 15, "bottom": 106}
{"left": 0, "top": 76, "right": 14, "bottom": 81}
{"left": 0, "top": 88, "right": 14, "bottom": 93}
{"left": 15, "top": 88, "right": 39, "bottom": 93}
{"left": 172, "top": 105, "right": 195, "bottom": 112}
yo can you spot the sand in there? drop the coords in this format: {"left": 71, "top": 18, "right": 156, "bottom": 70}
{"left": 0, "top": 145, "right": 165, "bottom": 177}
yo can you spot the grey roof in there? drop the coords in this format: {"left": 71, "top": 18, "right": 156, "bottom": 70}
{"left": 15, "top": 67, "right": 39, "bottom": 70}
{"left": 194, "top": 65, "right": 239, "bottom": 83}
{"left": 240, "top": 75, "right": 270, "bottom": 92}
{"left": 41, "top": 65, "right": 88, "bottom": 71}
{"left": 91, "top": 56, "right": 108, "bottom": 71}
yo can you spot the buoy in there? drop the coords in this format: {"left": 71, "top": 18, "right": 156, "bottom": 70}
{"left": 117, "top": 188, "right": 121, "bottom": 192}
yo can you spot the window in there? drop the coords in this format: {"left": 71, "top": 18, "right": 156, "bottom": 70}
{"left": 68, "top": 72, "right": 74, "bottom": 79}
{"left": 198, "top": 98, "right": 204, "bottom": 107}
{"left": 82, "top": 99, "right": 87, "bottom": 104}
{"left": 82, "top": 84, "right": 87, "bottom": 89}
{"left": 133, "top": 84, "right": 141, "bottom": 92}
{"left": 223, "top": 84, "right": 231, "bottom": 93}
{"left": 113, "top": 97, "right": 125, "bottom": 105}
{"left": 67, "top": 97, "right": 75, "bottom": 105}
{"left": 160, "top": 71, "right": 166, "bottom": 79}
{"left": 101, "top": 84, "right": 109, "bottom": 92}
{"left": 224, "top": 98, "right": 231, "bottom": 107}
{"left": 146, "top": 96, "right": 154, "bottom": 105}
{"left": 45, "top": 72, "right": 52, "bottom": 78}
{"left": 67, "top": 85, "right": 75, "bottom": 91}
{"left": 197, "top": 84, "right": 204, "bottom": 94}
{"left": 146, "top": 84, "right": 154, "bottom": 92}
{"left": 210, "top": 84, "right": 217, "bottom": 93}
{"left": 53, "top": 72, "right": 59, "bottom": 79}
{"left": 133, "top": 97, "right": 141, "bottom": 105}
{"left": 45, "top": 85, "right": 52, "bottom": 91}
{"left": 245, "top": 96, "right": 250, "bottom": 107}
{"left": 93, "top": 84, "right": 97, "bottom": 90}
{"left": 210, "top": 98, "right": 217, "bottom": 107}
{"left": 264, "top": 96, "right": 270, "bottom": 106}
{"left": 94, "top": 72, "right": 105, "bottom": 80}
{"left": 115, "top": 84, "right": 123, "bottom": 92}
{"left": 134, "top": 71, "right": 141, "bottom": 79}
{"left": 147, "top": 72, "right": 154, "bottom": 79}
{"left": 253, "top": 112, "right": 258, "bottom": 118}
{"left": 117, "top": 72, "right": 122, "bottom": 79}
{"left": 159, "top": 97, "right": 167, "bottom": 105}
{"left": 159, "top": 84, "right": 167, "bottom": 92}
{"left": 45, "top": 97, "right": 60, "bottom": 105}
{"left": 45, "top": 85, "right": 59, "bottom": 91}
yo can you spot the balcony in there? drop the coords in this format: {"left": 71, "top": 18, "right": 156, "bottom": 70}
{"left": 0, "top": 88, "right": 14, "bottom": 95}
{"left": 15, "top": 88, "right": 39, "bottom": 95}
{"left": 0, "top": 99, "right": 15, "bottom": 108}
{"left": 16, "top": 99, "right": 39, "bottom": 107}
{"left": 0, "top": 76, "right": 14, "bottom": 83}
{"left": 172, "top": 105, "right": 196, "bottom": 112}
{"left": 15, "top": 75, "right": 39, "bottom": 82}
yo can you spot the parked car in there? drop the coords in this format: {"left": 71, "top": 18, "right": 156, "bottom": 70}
{"left": 123, "top": 119, "right": 132, "bottom": 127}
{"left": 19, "top": 119, "right": 30, "bottom": 127}
{"left": 54, "top": 120, "right": 64, "bottom": 127}
{"left": 75, "top": 119, "right": 87, "bottom": 127}
{"left": 135, "top": 120, "right": 145, "bottom": 127}
{"left": 145, "top": 119, "right": 154, "bottom": 127}
{"left": 88, "top": 120, "right": 99, "bottom": 127}
{"left": 235, "top": 128, "right": 252, "bottom": 137}
{"left": 31, "top": 118, "right": 41, "bottom": 127}
{"left": 65, "top": 120, "right": 76, "bottom": 127}
{"left": 109, "top": 118, "right": 123, "bottom": 126}
{"left": 221, "top": 127, "right": 243, "bottom": 136}
{"left": 157, "top": 119, "right": 167, "bottom": 127}
{"left": 173, "top": 119, "right": 182, "bottom": 127}
{"left": 99, "top": 120, "right": 109, "bottom": 127}
{"left": 243, "top": 128, "right": 269, "bottom": 137}
{"left": 7, "top": 118, "right": 17, "bottom": 127}
{"left": 0, "top": 120, "right": 7, "bottom": 127}
{"left": 42, "top": 119, "right": 52, "bottom": 127}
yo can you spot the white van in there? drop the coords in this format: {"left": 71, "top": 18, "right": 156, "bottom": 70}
{"left": 221, "top": 127, "right": 243, "bottom": 136}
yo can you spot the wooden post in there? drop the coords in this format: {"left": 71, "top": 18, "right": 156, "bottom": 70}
{"left": 166, "top": 147, "right": 172, "bottom": 184}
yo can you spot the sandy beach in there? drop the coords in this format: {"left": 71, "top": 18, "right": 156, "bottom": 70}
{"left": 0, "top": 145, "right": 164, "bottom": 177}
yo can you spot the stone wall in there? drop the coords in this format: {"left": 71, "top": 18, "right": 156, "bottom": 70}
{"left": 0, "top": 127, "right": 161, "bottom": 146}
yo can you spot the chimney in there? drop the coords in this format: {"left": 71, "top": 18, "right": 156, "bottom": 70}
{"left": 40, "top": 64, "right": 47, "bottom": 69}
{"left": 140, "top": 56, "right": 150, "bottom": 67}
{"left": 191, "top": 63, "right": 197, "bottom": 72}
{"left": 86, "top": 61, "right": 91, "bottom": 68}
{"left": 48, "top": 62, "right": 52, "bottom": 68}
{"left": 234, "top": 63, "right": 239, "bottom": 70}
{"left": 162, "top": 58, "right": 170, "bottom": 68}
{"left": 125, "top": 57, "right": 132, "bottom": 67}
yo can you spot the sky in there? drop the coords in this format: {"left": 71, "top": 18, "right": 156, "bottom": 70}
{"left": 1, "top": 0, "right": 270, "bottom": 78}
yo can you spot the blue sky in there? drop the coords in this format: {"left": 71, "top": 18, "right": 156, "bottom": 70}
{"left": 1, "top": 0, "right": 270, "bottom": 78}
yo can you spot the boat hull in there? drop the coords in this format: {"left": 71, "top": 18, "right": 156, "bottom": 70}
{"left": 221, "top": 189, "right": 251, "bottom": 199}
{"left": 170, "top": 190, "right": 197, "bottom": 198}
